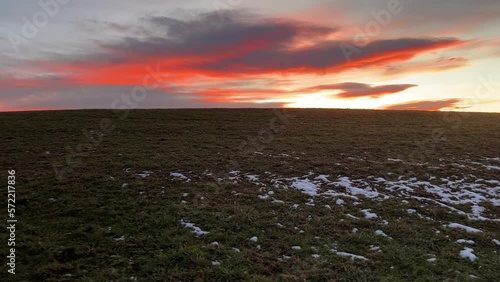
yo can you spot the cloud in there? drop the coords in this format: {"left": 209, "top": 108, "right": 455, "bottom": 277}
{"left": 192, "top": 37, "right": 466, "bottom": 76}
{"left": 190, "top": 82, "right": 417, "bottom": 102}
{"left": 29, "top": 11, "right": 466, "bottom": 84}
{"left": 302, "top": 82, "right": 417, "bottom": 98}
{"left": 384, "top": 99, "right": 462, "bottom": 111}
{"left": 0, "top": 9, "right": 478, "bottom": 111}
{"left": 385, "top": 57, "right": 468, "bottom": 75}
{"left": 0, "top": 84, "right": 284, "bottom": 112}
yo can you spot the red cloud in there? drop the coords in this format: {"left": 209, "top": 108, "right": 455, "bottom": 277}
{"left": 191, "top": 82, "right": 417, "bottom": 103}
{"left": 1, "top": 11, "right": 473, "bottom": 111}
{"left": 302, "top": 82, "right": 416, "bottom": 98}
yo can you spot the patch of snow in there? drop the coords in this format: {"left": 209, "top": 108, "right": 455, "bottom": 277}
{"left": 212, "top": 260, "right": 222, "bottom": 266}
{"left": 361, "top": 209, "right": 378, "bottom": 219}
{"left": 314, "top": 174, "right": 330, "bottom": 182}
{"left": 180, "top": 219, "right": 209, "bottom": 237}
{"left": 136, "top": 171, "right": 152, "bottom": 178}
{"left": 170, "top": 172, "right": 191, "bottom": 182}
{"left": 232, "top": 247, "right": 240, "bottom": 253}
{"left": 336, "top": 198, "right": 345, "bottom": 206}
{"left": 291, "top": 246, "right": 301, "bottom": 251}
{"left": 352, "top": 228, "right": 359, "bottom": 233}
{"left": 331, "top": 250, "right": 368, "bottom": 261}
{"left": 249, "top": 236, "right": 258, "bottom": 242}
{"left": 471, "top": 205, "right": 485, "bottom": 218}
{"left": 311, "top": 254, "right": 321, "bottom": 259}
{"left": 456, "top": 239, "right": 475, "bottom": 245}
{"left": 272, "top": 198, "right": 285, "bottom": 204}
{"left": 325, "top": 204, "right": 331, "bottom": 209}
{"left": 427, "top": 258, "right": 437, "bottom": 263}
{"left": 484, "top": 165, "right": 500, "bottom": 170}
{"left": 113, "top": 236, "right": 125, "bottom": 241}
{"left": 331, "top": 177, "right": 381, "bottom": 199}
{"left": 258, "top": 194, "right": 270, "bottom": 200}
{"left": 246, "top": 174, "right": 259, "bottom": 181}
{"left": 447, "top": 223, "right": 482, "bottom": 233}
{"left": 407, "top": 209, "right": 417, "bottom": 215}
{"left": 121, "top": 183, "right": 129, "bottom": 188}
{"left": 346, "top": 214, "right": 359, "bottom": 219}
{"left": 375, "top": 230, "right": 391, "bottom": 239}
{"left": 305, "top": 198, "right": 315, "bottom": 206}
{"left": 492, "top": 239, "right": 500, "bottom": 246}
{"left": 459, "top": 247, "right": 477, "bottom": 261}
{"left": 290, "top": 179, "right": 319, "bottom": 196}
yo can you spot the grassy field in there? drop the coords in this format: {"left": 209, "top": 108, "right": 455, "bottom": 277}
{"left": 1, "top": 109, "right": 499, "bottom": 281}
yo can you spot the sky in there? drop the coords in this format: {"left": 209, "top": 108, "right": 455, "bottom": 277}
{"left": 0, "top": 0, "right": 499, "bottom": 112}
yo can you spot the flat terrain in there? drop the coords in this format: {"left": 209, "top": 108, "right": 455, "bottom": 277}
{"left": 1, "top": 109, "right": 500, "bottom": 281}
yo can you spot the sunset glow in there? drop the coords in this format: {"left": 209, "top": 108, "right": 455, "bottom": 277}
{"left": 1, "top": 0, "right": 499, "bottom": 112}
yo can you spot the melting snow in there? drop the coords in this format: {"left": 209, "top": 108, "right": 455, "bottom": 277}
{"left": 170, "top": 172, "right": 190, "bottom": 181}
{"left": 456, "top": 239, "right": 475, "bottom": 245}
{"left": 113, "top": 235, "right": 125, "bottom": 241}
{"left": 361, "top": 209, "right": 378, "bottom": 219}
{"left": 459, "top": 247, "right": 477, "bottom": 261}
{"left": 246, "top": 174, "right": 259, "bottom": 181}
{"left": 272, "top": 199, "right": 285, "bottom": 204}
{"left": 331, "top": 249, "right": 368, "bottom": 260}
{"left": 330, "top": 177, "right": 381, "bottom": 199}
{"left": 136, "top": 171, "right": 152, "bottom": 178}
{"left": 180, "top": 219, "right": 209, "bottom": 237}
{"left": 290, "top": 179, "right": 319, "bottom": 196}
{"left": 375, "top": 230, "right": 391, "bottom": 239}
{"left": 447, "top": 223, "right": 482, "bottom": 233}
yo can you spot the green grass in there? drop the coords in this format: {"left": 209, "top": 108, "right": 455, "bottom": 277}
{"left": 1, "top": 109, "right": 499, "bottom": 281}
